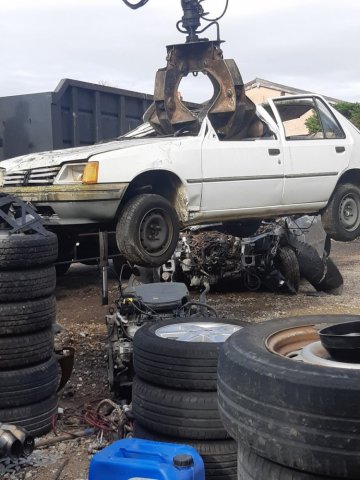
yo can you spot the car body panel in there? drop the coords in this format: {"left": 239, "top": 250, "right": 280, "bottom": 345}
{"left": 268, "top": 95, "right": 353, "bottom": 205}
{"left": 1, "top": 97, "right": 360, "bottom": 229}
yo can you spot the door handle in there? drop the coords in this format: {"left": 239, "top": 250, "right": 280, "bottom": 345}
{"left": 268, "top": 148, "right": 280, "bottom": 156}
{"left": 336, "top": 146, "right": 346, "bottom": 153}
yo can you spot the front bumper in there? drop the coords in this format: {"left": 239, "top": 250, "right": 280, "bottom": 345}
{"left": 2, "top": 183, "right": 128, "bottom": 225}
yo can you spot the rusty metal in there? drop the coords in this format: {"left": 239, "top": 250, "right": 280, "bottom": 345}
{"left": 144, "top": 40, "right": 256, "bottom": 139}
{"left": 0, "top": 424, "right": 34, "bottom": 459}
{"left": 55, "top": 347, "right": 75, "bottom": 393}
{"left": 266, "top": 325, "right": 320, "bottom": 357}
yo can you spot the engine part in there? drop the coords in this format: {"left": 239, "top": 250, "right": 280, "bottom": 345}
{"left": 0, "top": 424, "right": 34, "bottom": 459}
{"left": 160, "top": 227, "right": 297, "bottom": 294}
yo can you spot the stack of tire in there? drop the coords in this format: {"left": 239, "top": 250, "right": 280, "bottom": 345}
{"left": 218, "top": 315, "right": 360, "bottom": 479}
{"left": 0, "top": 231, "right": 59, "bottom": 437}
{"left": 132, "top": 318, "right": 244, "bottom": 480}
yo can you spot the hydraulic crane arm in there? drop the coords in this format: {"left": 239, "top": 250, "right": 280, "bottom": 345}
{"left": 121, "top": 0, "right": 256, "bottom": 139}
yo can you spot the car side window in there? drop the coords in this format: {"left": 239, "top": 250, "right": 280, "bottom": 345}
{"left": 315, "top": 99, "right": 345, "bottom": 139}
{"left": 273, "top": 98, "right": 324, "bottom": 140}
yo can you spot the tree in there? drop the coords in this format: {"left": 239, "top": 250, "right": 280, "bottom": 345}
{"left": 334, "top": 102, "right": 360, "bottom": 129}
{"left": 305, "top": 114, "right": 321, "bottom": 134}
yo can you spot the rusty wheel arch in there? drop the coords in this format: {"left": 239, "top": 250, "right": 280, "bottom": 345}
{"left": 117, "top": 170, "right": 188, "bottom": 225}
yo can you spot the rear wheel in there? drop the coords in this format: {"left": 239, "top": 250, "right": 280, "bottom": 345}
{"left": 322, "top": 183, "right": 360, "bottom": 241}
{"left": 116, "top": 194, "right": 180, "bottom": 267}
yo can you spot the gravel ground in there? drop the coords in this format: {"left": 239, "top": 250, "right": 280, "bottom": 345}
{"left": 2, "top": 240, "right": 360, "bottom": 479}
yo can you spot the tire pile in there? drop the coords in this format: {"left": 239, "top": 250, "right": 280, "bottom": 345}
{"left": 0, "top": 231, "right": 59, "bottom": 436}
{"left": 132, "top": 318, "right": 243, "bottom": 480}
{"left": 218, "top": 315, "right": 360, "bottom": 480}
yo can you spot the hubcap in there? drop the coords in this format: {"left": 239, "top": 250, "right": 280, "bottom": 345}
{"left": 155, "top": 322, "right": 242, "bottom": 343}
{"left": 339, "top": 194, "right": 360, "bottom": 231}
{"left": 139, "top": 208, "right": 173, "bottom": 257}
{"left": 266, "top": 325, "right": 360, "bottom": 370}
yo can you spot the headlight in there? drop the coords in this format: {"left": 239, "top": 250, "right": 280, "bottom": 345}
{"left": 55, "top": 163, "right": 87, "bottom": 184}
{"left": 82, "top": 162, "right": 99, "bottom": 184}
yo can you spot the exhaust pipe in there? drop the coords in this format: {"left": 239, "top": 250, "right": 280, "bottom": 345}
{"left": 0, "top": 424, "right": 34, "bottom": 459}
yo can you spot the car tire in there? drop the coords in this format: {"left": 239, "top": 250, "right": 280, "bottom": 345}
{"left": 221, "top": 219, "right": 261, "bottom": 238}
{"left": 274, "top": 246, "right": 300, "bottom": 292}
{"left": 133, "top": 423, "right": 237, "bottom": 480}
{"left": 0, "top": 231, "right": 58, "bottom": 270}
{"left": 315, "top": 257, "right": 343, "bottom": 295}
{"left": 0, "top": 357, "right": 59, "bottom": 408}
{"left": 0, "top": 329, "right": 54, "bottom": 369}
{"left": 0, "top": 265, "right": 56, "bottom": 301}
{"left": 0, "top": 396, "right": 58, "bottom": 437}
{"left": 218, "top": 315, "right": 360, "bottom": 478}
{"left": 289, "top": 238, "right": 325, "bottom": 287}
{"left": 322, "top": 183, "right": 360, "bottom": 241}
{"left": 0, "top": 296, "right": 56, "bottom": 335}
{"left": 133, "top": 318, "right": 244, "bottom": 391}
{"left": 237, "top": 446, "right": 335, "bottom": 480}
{"left": 132, "top": 376, "right": 228, "bottom": 440}
{"left": 116, "top": 194, "right": 180, "bottom": 267}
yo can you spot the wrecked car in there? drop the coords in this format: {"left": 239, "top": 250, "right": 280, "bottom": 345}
{"left": 2, "top": 94, "right": 360, "bottom": 268}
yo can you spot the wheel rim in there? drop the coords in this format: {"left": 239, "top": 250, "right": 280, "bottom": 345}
{"left": 339, "top": 193, "right": 360, "bottom": 232}
{"left": 139, "top": 208, "right": 173, "bottom": 257}
{"left": 266, "top": 325, "right": 360, "bottom": 370}
{"left": 155, "top": 322, "right": 242, "bottom": 343}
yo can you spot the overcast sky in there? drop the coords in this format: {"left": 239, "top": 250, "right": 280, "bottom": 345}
{"left": 0, "top": 0, "right": 359, "bottom": 102}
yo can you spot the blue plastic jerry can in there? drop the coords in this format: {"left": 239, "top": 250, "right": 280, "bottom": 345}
{"left": 89, "top": 438, "right": 205, "bottom": 480}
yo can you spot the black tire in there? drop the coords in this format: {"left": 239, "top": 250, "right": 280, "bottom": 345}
{"left": 133, "top": 376, "right": 228, "bottom": 440}
{"left": 315, "top": 257, "right": 343, "bottom": 295}
{"left": 133, "top": 422, "right": 237, "bottom": 480}
{"left": 0, "top": 396, "right": 58, "bottom": 437}
{"left": 0, "top": 357, "right": 59, "bottom": 408}
{"left": 116, "top": 194, "right": 180, "bottom": 267}
{"left": 0, "top": 296, "right": 55, "bottom": 335}
{"left": 221, "top": 219, "right": 261, "bottom": 238}
{"left": 274, "top": 246, "right": 300, "bottom": 292}
{"left": 218, "top": 315, "right": 360, "bottom": 478}
{"left": 0, "top": 265, "right": 56, "bottom": 301}
{"left": 0, "top": 231, "right": 58, "bottom": 270}
{"left": 322, "top": 183, "right": 360, "bottom": 241}
{"left": 289, "top": 237, "right": 325, "bottom": 287}
{"left": 133, "top": 318, "right": 245, "bottom": 391}
{"left": 0, "top": 329, "right": 54, "bottom": 369}
{"left": 237, "top": 446, "right": 338, "bottom": 480}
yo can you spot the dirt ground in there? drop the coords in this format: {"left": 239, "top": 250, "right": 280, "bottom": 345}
{"left": 3, "top": 240, "right": 360, "bottom": 479}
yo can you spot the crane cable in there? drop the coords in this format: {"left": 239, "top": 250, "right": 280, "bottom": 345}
{"left": 122, "top": 0, "right": 149, "bottom": 9}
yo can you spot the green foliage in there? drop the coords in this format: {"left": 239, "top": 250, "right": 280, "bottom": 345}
{"left": 334, "top": 102, "right": 360, "bottom": 129}
{"left": 305, "top": 114, "right": 321, "bottom": 134}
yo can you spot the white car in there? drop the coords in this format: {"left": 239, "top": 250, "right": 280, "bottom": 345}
{"left": 2, "top": 94, "right": 360, "bottom": 267}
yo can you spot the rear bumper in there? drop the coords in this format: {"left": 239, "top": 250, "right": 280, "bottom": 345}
{"left": 2, "top": 183, "right": 128, "bottom": 225}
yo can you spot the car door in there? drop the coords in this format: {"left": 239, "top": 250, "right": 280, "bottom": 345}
{"left": 199, "top": 113, "right": 284, "bottom": 219}
{"left": 268, "top": 96, "right": 352, "bottom": 207}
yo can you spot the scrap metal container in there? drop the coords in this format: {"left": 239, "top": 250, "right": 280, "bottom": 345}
{"left": 0, "top": 79, "right": 153, "bottom": 161}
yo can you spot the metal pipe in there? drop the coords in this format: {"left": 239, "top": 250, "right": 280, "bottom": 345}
{"left": 0, "top": 424, "right": 34, "bottom": 459}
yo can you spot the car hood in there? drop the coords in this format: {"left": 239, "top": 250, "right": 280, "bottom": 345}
{"left": 2, "top": 137, "right": 177, "bottom": 172}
